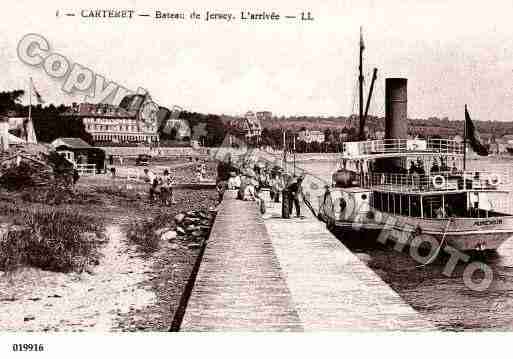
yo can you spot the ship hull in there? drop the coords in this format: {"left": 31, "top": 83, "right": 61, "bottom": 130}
{"left": 328, "top": 220, "right": 512, "bottom": 251}
{"left": 320, "top": 207, "right": 513, "bottom": 252}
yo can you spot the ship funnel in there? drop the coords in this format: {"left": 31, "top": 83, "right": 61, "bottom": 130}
{"left": 385, "top": 78, "right": 407, "bottom": 139}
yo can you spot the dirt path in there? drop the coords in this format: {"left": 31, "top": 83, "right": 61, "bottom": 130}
{"left": 0, "top": 223, "right": 156, "bottom": 332}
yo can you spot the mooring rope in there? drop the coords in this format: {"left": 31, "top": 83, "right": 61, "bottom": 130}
{"left": 416, "top": 217, "right": 453, "bottom": 267}
{"left": 302, "top": 194, "right": 317, "bottom": 218}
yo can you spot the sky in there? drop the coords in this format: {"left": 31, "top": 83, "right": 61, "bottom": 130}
{"left": 1, "top": 0, "right": 513, "bottom": 122}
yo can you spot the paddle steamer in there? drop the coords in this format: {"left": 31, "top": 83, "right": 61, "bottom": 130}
{"left": 318, "top": 29, "right": 513, "bottom": 252}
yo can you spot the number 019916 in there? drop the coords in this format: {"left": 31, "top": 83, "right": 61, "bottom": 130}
{"left": 12, "top": 344, "right": 44, "bottom": 352}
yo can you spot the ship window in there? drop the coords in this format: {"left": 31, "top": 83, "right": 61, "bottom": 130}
{"left": 423, "top": 195, "right": 443, "bottom": 219}
{"left": 361, "top": 194, "right": 367, "bottom": 200}
{"left": 410, "top": 196, "right": 421, "bottom": 217}
{"left": 376, "top": 192, "right": 382, "bottom": 212}
{"left": 401, "top": 195, "right": 409, "bottom": 216}
{"left": 392, "top": 193, "right": 399, "bottom": 215}
{"left": 373, "top": 192, "right": 381, "bottom": 211}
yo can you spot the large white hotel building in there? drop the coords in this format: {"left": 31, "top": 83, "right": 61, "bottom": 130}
{"left": 63, "top": 100, "right": 158, "bottom": 144}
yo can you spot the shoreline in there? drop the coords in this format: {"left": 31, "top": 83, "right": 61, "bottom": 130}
{"left": 0, "top": 160, "right": 218, "bottom": 332}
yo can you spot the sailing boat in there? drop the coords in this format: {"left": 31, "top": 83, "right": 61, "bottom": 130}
{"left": 318, "top": 29, "right": 513, "bottom": 252}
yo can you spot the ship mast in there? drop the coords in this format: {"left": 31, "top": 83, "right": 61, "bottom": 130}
{"left": 357, "top": 28, "right": 378, "bottom": 141}
{"left": 358, "top": 27, "right": 365, "bottom": 140}
{"left": 463, "top": 104, "right": 467, "bottom": 171}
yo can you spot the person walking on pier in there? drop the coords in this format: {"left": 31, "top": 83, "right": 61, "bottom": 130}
{"left": 270, "top": 172, "right": 284, "bottom": 203}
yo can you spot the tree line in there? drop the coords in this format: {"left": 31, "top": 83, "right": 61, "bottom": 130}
{"left": 2, "top": 89, "right": 510, "bottom": 150}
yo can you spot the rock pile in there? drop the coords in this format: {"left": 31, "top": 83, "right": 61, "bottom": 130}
{"left": 156, "top": 208, "right": 216, "bottom": 250}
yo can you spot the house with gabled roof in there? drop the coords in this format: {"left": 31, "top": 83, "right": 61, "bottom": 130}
{"left": 50, "top": 137, "right": 106, "bottom": 173}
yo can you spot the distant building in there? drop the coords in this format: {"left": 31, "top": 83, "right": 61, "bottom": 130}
{"left": 62, "top": 96, "right": 190, "bottom": 145}
{"left": 229, "top": 111, "right": 262, "bottom": 139}
{"left": 256, "top": 111, "right": 272, "bottom": 121}
{"left": 489, "top": 141, "right": 507, "bottom": 154}
{"left": 494, "top": 135, "right": 513, "bottom": 154}
{"left": 298, "top": 129, "right": 325, "bottom": 143}
{"left": 500, "top": 134, "right": 513, "bottom": 145}
{"left": 51, "top": 137, "right": 106, "bottom": 172}
{"left": 62, "top": 101, "right": 157, "bottom": 144}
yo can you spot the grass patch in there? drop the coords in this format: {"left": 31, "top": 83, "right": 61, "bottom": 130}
{"left": 19, "top": 185, "right": 104, "bottom": 206}
{"left": 0, "top": 202, "right": 105, "bottom": 273}
{"left": 127, "top": 218, "right": 163, "bottom": 255}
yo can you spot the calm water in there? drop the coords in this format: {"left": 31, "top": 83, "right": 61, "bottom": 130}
{"left": 300, "top": 157, "right": 513, "bottom": 331}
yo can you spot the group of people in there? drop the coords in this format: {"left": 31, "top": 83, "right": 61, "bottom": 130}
{"left": 143, "top": 168, "right": 175, "bottom": 206}
{"left": 408, "top": 158, "right": 457, "bottom": 175}
{"left": 222, "top": 164, "right": 305, "bottom": 218}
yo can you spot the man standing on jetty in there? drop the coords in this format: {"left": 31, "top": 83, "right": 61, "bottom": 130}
{"left": 287, "top": 176, "right": 304, "bottom": 218}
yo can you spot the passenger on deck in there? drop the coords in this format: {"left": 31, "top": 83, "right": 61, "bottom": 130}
{"left": 430, "top": 160, "right": 440, "bottom": 174}
{"left": 409, "top": 160, "right": 416, "bottom": 174}
{"left": 440, "top": 158, "right": 449, "bottom": 172}
{"left": 435, "top": 206, "right": 446, "bottom": 219}
{"left": 445, "top": 204, "right": 453, "bottom": 217}
{"left": 416, "top": 159, "right": 425, "bottom": 175}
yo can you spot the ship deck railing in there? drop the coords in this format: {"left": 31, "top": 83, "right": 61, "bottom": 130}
{"left": 341, "top": 139, "right": 464, "bottom": 160}
{"left": 360, "top": 170, "right": 508, "bottom": 194}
